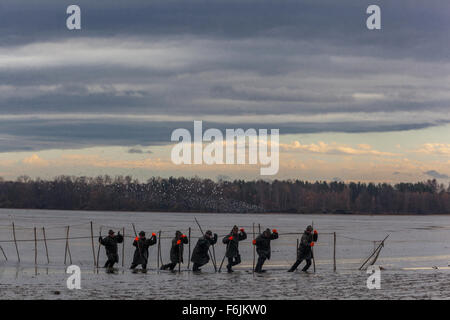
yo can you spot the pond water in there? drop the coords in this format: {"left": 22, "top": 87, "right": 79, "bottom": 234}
{"left": 1, "top": 209, "right": 449, "bottom": 299}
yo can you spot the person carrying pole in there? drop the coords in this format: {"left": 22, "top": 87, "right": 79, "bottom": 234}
{"left": 191, "top": 230, "right": 218, "bottom": 272}
{"left": 252, "top": 228, "right": 279, "bottom": 273}
{"left": 194, "top": 217, "right": 217, "bottom": 271}
{"left": 222, "top": 225, "right": 247, "bottom": 273}
{"left": 160, "top": 230, "right": 188, "bottom": 271}
{"left": 130, "top": 231, "right": 157, "bottom": 273}
{"left": 288, "top": 225, "right": 318, "bottom": 273}
{"left": 98, "top": 229, "right": 124, "bottom": 272}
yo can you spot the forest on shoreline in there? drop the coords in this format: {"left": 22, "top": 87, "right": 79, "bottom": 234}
{"left": 0, "top": 175, "right": 449, "bottom": 214}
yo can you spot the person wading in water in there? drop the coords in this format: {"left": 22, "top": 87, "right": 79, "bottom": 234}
{"left": 130, "top": 231, "right": 157, "bottom": 273}
{"left": 253, "top": 228, "right": 279, "bottom": 273}
{"left": 288, "top": 225, "right": 318, "bottom": 272}
{"left": 222, "top": 225, "right": 247, "bottom": 273}
{"left": 160, "top": 230, "right": 188, "bottom": 271}
{"left": 99, "top": 229, "right": 124, "bottom": 272}
{"left": 191, "top": 230, "right": 218, "bottom": 272}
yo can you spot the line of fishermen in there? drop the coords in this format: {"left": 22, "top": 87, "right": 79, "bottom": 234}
{"left": 98, "top": 225, "right": 318, "bottom": 273}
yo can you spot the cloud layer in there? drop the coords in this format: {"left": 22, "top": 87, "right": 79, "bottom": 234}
{"left": 0, "top": 0, "right": 449, "bottom": 152}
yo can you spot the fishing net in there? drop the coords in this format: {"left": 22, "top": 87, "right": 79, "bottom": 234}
{"left": 0, "top": 221, "right": 387, "bottom": 272}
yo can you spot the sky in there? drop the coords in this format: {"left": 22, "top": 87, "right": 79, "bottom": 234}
{"left": 0, "top": 0, "right": 449, "bottom": 183}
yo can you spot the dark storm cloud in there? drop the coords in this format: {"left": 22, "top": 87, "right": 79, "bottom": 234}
{"left": 0, "top": 0, "right": 449, "bottom": 152}
{"left": 1, "top": 0, "right": 449, "bottom": 60}
{"left": 0, "top": 118, "right": 447, "bottom": 152}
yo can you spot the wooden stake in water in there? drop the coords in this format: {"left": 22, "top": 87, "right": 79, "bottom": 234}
{"left": 42, "top": 227, "right": 50, "bottom": 264}
{"left": 90, "top": 222, "right": 96, "bottom": 267}
{"left": 359, "top": 234, "right": 389, "bottom": 271}
{"left": 178, "top": 237, "right": 182, "bottom": 273}
{"left": 157, "top": 230, "right": 162, "bottom": 269}
{"left": 122, "top": 227, "right": 125, "bottom": 268}
{"left": 0, "top": 245, "right": 7, "bottom": 261}
{"left": 212, "top": 240, "right": 217, "bottom": 271}
{"left": 252, "top": 223, "right": 255, "bottom": 273}
{"left": 12, "top": 222, "right": 20, "bottom": 262}
{"left": 64, "top": 226, "right": 72, "bottom": 265}
{"left": 311, "top": 221, "right": 316, "bottom": 273}
{"left": 68, "top": 231, "right": 72, "bottom": 264}
{"left": 157, "top": 230, "right": 161, "bottom": 270}
{"left": 34, "top": 227, "right": 37, "bottom": 265}
{"left": 96, "top": 228, "right": 102, "bottom": 268}
{"left": 64, "top": 227, "right": 68, "bottom": 264}
{"left": 187, "top": 227, "right": 191, "bottom": 270}
{"left": 218, "top": 252, "right": 227, "bottom": 272}
{"left": 333, "top": 232, "right": 336, "bottom": 272}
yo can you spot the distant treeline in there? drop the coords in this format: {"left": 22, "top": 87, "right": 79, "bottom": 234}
{"left": 0, "top": 175, "right": 449, "bottom": 214}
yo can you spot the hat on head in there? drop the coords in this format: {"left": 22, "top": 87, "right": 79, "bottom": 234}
{"left": 306, "top": 225, "right": 313, "bottom": 232}
{"left": 139, "top": 231, "right": 145, "bottom": 237}
{"left": 108, "top": 229, "right": 115, "bottom": 235}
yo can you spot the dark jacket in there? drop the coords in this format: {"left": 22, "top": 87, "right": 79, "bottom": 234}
{"left": 170, "top": 236, "right": 189, "bottom": 263}
{"left": 191, "top": 234, "right": 218, "bottom": 265}
{"left": 222, "top": 231, "right": 247, "bottom": 258}
{"left": 255, "top": 232, "right": 278, "bottom": 260}
{"left": 132, "top": 235, "right": 157, "bottom": 265}
{"left": 99, "top": 234, "right": 124, "bottom": 260}
{"left": 297, "top": 231, "right": 318, "bottom": 260}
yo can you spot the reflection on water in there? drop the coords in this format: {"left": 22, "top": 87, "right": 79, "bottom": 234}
{"left": 1, "top": 265, "right": 450, "bottom": 300}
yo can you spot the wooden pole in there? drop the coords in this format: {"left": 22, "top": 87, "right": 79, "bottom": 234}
{"left": 187, "top": 227, "right": 191, "bottom": 270}
{"left": 65, "top": 226, "right": 72, "bottom": 265}
{"left": 34, "top": 227, "right": 37, "bottom": 265}
{"left": 359, "top": 234, "right": 389, "bottom": 271}
{"left": 194, "top": 217, "right": 217, "bottom": 271}
{"left": 258, "top": 223, "right": 261, "bottom": 234}
{"left": 0, "top": 245, "right": 7, "bottom": 261}
{"left": 122, "top": 227, "right": 125, "bottom": 268}
{"left": 218, "top": 251, "right": 227, "bottom": 273}
{"left": 252, "top": 223, "right": 255, "bottom": 273}
{"left": 90, "top": 222, "right": 96, "bottom": 267}
{"left": 42, "top": 227, "right": 50, "bottom": 264}
{"left": 311, "top": 221, "right": 316, "bottom": 273}
{"left": 64, "top": 226, "right": 68, "bottom": 264}
{"left": 218, "top": 240, "right": 230, "bottom": 273}
{"left": 333, "top": 232, "right": 336, "bottom": 272}
{"left": 68, "top": 244, "right": 72, "bottom": 264}
{"left": 96, "top": 228, "right": 102, "bottom": 268}
{"left": 212, "top": 240, "right": 217, "bottom": 271}
{"left": 157, "top": 230, "right": 160, "bottom": 270}
{"left": 12, "top": 222, "right": 20, "bottom": 262}
{"left": 157, "top": 230, "right": 162, "bottom": 269}
{"left": 178, "top": 238, "right": 181, "bottom": 273}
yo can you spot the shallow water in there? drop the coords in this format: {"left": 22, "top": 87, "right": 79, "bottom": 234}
{"left": 1, "top": 209, "right": 450, "bottom": 299}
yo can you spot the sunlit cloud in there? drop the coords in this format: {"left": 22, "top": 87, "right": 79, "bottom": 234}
{"left": 415, "top": 143, "right": 450, "bottom": 155}
{"left": 22, "top": 154, "right": 49, "bottom": 166}
{"left": 279, "top": 141, "right": 399, "bottom": 156}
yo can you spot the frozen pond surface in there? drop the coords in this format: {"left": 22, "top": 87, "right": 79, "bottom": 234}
{"left": 1, "top": 209, "right": 450, "bottom": 299}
